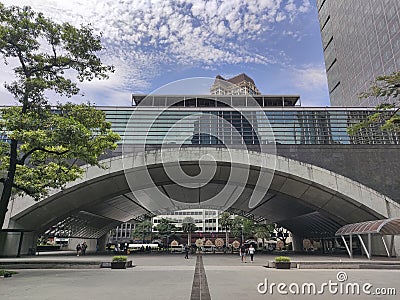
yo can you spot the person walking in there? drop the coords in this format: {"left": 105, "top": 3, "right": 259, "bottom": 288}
{"left": 239, "top": 243, "right": 247, "bottom": 263}
{"left": 184, "top": 244, "right": 189, "bottom": 259}
{"left": 76, "top": 243, "right": 81, "bottom": 256}
{"left": 81, "top": 241, "right": 87, "bottom": 256}
{"left": 248, "top": 244, "right": 255, "bottom": 263}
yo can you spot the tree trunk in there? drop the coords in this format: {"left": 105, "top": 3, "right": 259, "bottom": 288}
{"left": 0, "top": 139, "right": 18, "bottom": 229}
{"left": 188, "top": 231, "right": 192, "bottom": 247}
{"left": 0, "top": 101, "right": 28, "bottom": 229}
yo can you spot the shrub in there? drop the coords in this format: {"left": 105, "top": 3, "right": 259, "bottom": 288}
{"left": 112, "top": 255, "right": 128, "bottom": 262}
{"left": 0, "top": 270, "right": 18, "bottom": 276}
{"left": 275, "top": 256, "right": 290, "bottom": 262}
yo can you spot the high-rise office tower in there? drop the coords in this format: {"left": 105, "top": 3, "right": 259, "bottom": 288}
{"left": 210, "top": 73, "right": 261, "bottom": 95}
{"left": 317, "top": 0, "right": 400, "bottom": 106}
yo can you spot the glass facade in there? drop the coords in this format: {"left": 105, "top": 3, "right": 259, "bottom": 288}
{"left": 102, "top": 107, "right": 399, "bottom": 146}
{"left": 109, "top": 209, "right": 221, "bottom": 243}
{"left": 153, "top": 209, "right": 219, "bottom": 233}
{"left": 317, "top": 0, "right": 400, "bottom": 106}
{"left": 109, "top": 222, "right": 135, "bottom": 242}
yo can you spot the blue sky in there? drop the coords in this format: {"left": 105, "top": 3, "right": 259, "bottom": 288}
{"left": 0, "top": 0, "right": 330, "bottom": 106}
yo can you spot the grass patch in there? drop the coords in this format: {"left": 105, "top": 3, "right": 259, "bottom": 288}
{"left": 0, "top": 269, "right": 18, "bottom": 277}
{"left": 275, "top": 256, "right": 291, "bottom": 262}
{"left": 112, "top": 255, "right": 128, "bottom": 262}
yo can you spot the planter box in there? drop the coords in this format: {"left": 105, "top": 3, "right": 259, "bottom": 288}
{"left": 111, "top": 261, "right": 132, "bottom": 269}
{"left": 275, "top": 262, "right": 291, "bottom": 269}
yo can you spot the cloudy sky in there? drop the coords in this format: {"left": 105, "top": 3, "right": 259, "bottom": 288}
{"left": 0, "top": 0, "right": 330, "bottom": 106}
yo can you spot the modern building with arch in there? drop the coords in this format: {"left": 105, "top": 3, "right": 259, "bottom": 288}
{"left": 1, "top": 94, "right": 400, "bottom": 257}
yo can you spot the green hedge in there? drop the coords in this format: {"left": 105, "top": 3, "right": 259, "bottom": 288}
{"left": 112, "top": 255, "right": 128, "bottom": 262}
{"left": 0, "top": 270, "right": 18, "bottom": 276}
{"left": 275, "top": 256, "right": 290, "bottom": 262}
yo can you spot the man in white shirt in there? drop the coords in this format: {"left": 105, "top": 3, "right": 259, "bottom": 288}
{"left": 248, "top": 244, "right": 255, "bottom": 263}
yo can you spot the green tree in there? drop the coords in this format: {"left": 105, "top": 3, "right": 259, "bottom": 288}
{"left": 230, "top": 216, "right": 243, "bottom": 240}
{"left": 0, "top": 3, "right": 118, "bottom": 227}
{"left": 242, "top": 218, "right": 255, "bottom": 239}
{"left": 254, "top": 223, "right": 272, "bottom": 248}
{"left": 230, "top": 216, "right": 256, "bottom": 242}
{"left": 348, "top": 71, "right": 400, "bottom": 136}
{"left": 37, "top": 235, "right": 50, "bottom": 246}
{"left": 218, "top": 211, "right": 232, "bottom": 246}
{"left": 155, "top": 218, "right": 177, "bottom": 247}
{"left": 360, "top": 71, "right": 400, "bottom": 100}
{"left": 181, "top": 217, "right": 196, "bottom": 245}
{"left": 131, "top": 220, "right": 152, "bottom": 243}
{"left": 274, "top": 224, "right": 290, "bottom": 246}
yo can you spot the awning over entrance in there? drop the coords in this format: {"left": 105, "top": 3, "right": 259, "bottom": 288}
{"left": 335, "top": 218, "right": 400, "bottom": 259}
{"left": 335, "top": 218, "right": 400, "bottom": 236}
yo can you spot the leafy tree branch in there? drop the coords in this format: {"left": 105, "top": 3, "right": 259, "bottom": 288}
{"left": 347, "top": 71, "right": 400, "bottom": 136}
{"left": 0, "top": 3, "right": 119, "bottom": 228}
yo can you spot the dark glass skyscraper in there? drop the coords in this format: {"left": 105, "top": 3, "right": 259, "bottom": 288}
{"left": 317, "top": 0, "right": 400, "bottom": 106}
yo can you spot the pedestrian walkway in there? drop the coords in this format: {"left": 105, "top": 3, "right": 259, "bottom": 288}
{"left": 190, "top": 255, "right": 211, "bottom": 300}
{"left": 1, "top": 252, "right": 400, "bottom": 269}
{"left": 1, "top": 253, "right": 400, "bottom": 300}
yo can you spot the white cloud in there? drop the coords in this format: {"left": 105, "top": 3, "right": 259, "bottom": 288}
{"left": 0, "top": 0, "right": 314, "bottom": 101}
{"left": 0, "top": 59, "right": 23, "bottom": 105}
{"left": 276, "top": 12, "right": 287, "bottom": 22}
{"left": 290, "top": 65, "right": 330, "bottom": 106}
{"left": 292, "top": 65, "right": 328, "bottom": 92}
{"left": 284, "top": 0, "right": 311, "bottom": 22}
{"left": 1, "top": 1, "right": 311, "bottom": 61}
{"left": 299, "top": 0, "right": 311, "bottom": 13}
{"left": 283, "top": 30, "right": 302, "bottom": 41}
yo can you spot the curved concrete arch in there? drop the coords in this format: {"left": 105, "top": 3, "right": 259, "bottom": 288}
{"left": 5, "top": 147, "right": 400, "bottom": 239}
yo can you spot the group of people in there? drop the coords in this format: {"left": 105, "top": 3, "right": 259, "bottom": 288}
{"left": 76, "top": 241, "right": 88, "bottom": 256}
{"left": 139, "top": 245, "right": 152, "bottom": 252}
{"left": 182, "top": 243, "right": 255, "bottom": 261}
{"left": 239, "top": 243, "right": 255, "bottom": 263}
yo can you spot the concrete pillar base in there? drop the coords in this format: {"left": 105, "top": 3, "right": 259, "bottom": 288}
{"left": 291, "top": 235, "right": 304, "bottom": 252}
{"left": 0, "top": 230, "right": 36, "bottom": 257}
{"left": 97, "top": 233, "right": 109, "bottom": 252}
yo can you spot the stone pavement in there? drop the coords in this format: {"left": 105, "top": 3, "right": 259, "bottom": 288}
{"left": 1, "top": 253, "right": 400, "bottom": 299}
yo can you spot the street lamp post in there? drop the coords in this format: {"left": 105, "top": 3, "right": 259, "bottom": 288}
{"left": 241, "top": 225, "right": 244, "bottom": 244}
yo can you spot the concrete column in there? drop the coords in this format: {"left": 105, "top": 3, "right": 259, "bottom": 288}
{"left": 291, "top": 235, "right": 304, "bottom": 252}
{"left": 0, "top": 231, "right": 36, "bottom": 257}
{"left": 321, "top": 239, "right": 326, "bottom": 254}
{"left": 97, "top": 233, "right": 109, "bottom": 252}
{"left": 391, "top": 235, "right": 400, "bottom": 257}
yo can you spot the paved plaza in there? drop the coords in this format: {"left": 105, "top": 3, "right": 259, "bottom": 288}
{"left": 1, "top": 253, "right": 400, "bottom": 299}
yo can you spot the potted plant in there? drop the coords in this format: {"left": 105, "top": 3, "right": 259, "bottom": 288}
{"left": 111, "top": 255, "right": 132, "bottom": 269}
{"left": 274, "top": 256, "right": 291, "bottom": 269}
